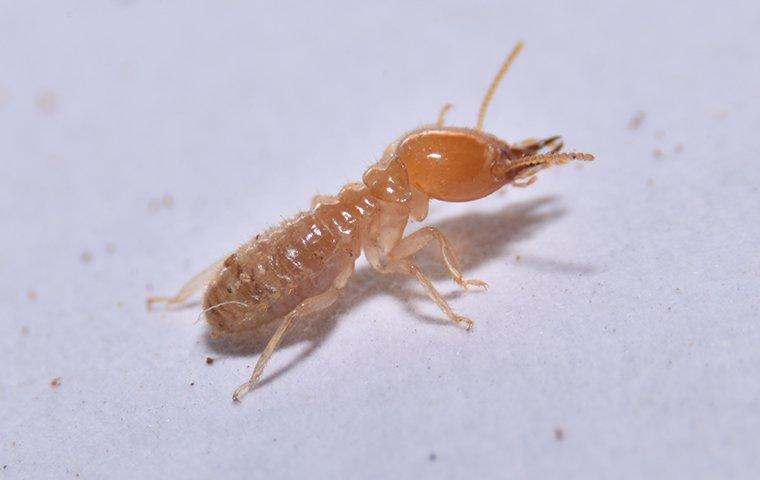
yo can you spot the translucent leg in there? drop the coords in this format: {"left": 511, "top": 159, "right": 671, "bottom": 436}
{"left": 147, "top": 256, "right": 226, "bottom": 309}
{"left": 231, "top": 263, "right": 354, "bottom": 402}
{"left": 388, "top": 227, "right": 487, "bottom": 290}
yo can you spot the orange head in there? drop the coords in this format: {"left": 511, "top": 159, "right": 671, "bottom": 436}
{"left": 363, "top": 43, "right": 593, "bottom": 206}
{"left": 395, "top": 127, "right": 514, "bottom": 202}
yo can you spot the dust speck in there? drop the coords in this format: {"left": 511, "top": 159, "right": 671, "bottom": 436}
{"left": 50, "top": 377, "right": 61, "bottom": 388}
{"left": 21, "top": 326, "right": 29, "bottom": 336}
{"left": 554, "top": 427, "right": 564, "bottom": 441}
{"left": 36, "top": 90, "right": 59, "bottom": 114}
{"left": 206, "top": 357, "right": 215, "bottom": 365}
{"left": 429, "top": 452, "right": 437, "bottom": 461}
{"left": 80, "top": 250, "right": 93, "bottom": 263}
{"left": 628, "top": 111, "right": 645, "bottom": 130}
{"left": 105, "top": 243, "right": 117, "bottom": 254}
{"left": 26, "top": 290, "right": 37, "bottom": 301}
{"left": 515, "top": 255, "right": 521, "bottom": 262}
{"left": 654, "top": 130, "right": 665, "bottom": 140}
{"left": 651, "top": 148, "right": 663, "bottom": 159}
{"left": 674, "top": 143, "right": 684, "bottom": 153}
{"left": 162, "top": 195, "right": 174, "bottom": 208}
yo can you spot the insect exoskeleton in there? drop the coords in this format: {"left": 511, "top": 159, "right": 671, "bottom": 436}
{"left": 147, "top": 41, "right": 594, "bottom": 402}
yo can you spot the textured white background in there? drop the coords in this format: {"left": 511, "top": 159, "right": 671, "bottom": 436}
{"left": 1, "top": 1, "right": 759, "bottom": 479}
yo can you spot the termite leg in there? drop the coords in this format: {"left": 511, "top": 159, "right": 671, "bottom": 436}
{"left": 232, "top": 263, "right": 354, "bottom": 402}
{"left": 511, "top": 176, "right": 538, "bottom": 188}
{"left": 147, "top": 256, "right": 226, "bottom": 309}
{"left": 310, "top": 194, "right": 337, "bottom": 209}
{"left": 388, "top": 227, "right": 488, "bottom": 290}
{"left": 396, "top": 260, "right": 474, "bottom": 330}
{"left": 435, "top": 103, "right": 453, "bottom": 127}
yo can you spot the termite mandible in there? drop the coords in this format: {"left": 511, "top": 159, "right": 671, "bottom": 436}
{"left": 148, "top": 42, "right": 594, "bottom": 402}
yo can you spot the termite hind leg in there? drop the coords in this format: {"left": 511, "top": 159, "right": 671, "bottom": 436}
{"left": 435, "top": 103, "right": 453, "bottom": 127}
{"left": 396, "top": 260, "right": 474, "bottom": 330}
{"left": 388, "top": 227, "right": 488, "bottom": 290}
{"left": 146, "top": 256, "right": 226, "bottom": 310}
{"left": 232, "top": 263, "right": 354, "bottom": 402}
{"left": 310, "top": 194, "right": 337, "bottom": 209}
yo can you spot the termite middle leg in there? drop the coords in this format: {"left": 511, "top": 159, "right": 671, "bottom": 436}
{"left": 388, "top": 227, "right": 488, "bottom": 290}
{"left": 231, "top": 262, "right": 354, "bottom": 402}
{"left": 395, "top": 259, "right": 474, "bottom": 330}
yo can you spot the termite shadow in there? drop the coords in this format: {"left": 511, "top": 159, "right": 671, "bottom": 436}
{"left": 204, "top": 195, "right": 587, "bottom": 388}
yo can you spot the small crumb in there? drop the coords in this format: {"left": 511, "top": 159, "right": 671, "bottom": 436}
{"left": 205, "top": 357, "right": 214, "bottom": 365}
{"left": 554, "top": 427, "right": 564, "bottom": 441}
{"left": 36, "top": 90, "right": 59, "bottom": 114}
{"left": 21, "top": 326, "right": 29, "bottom": 336}
{"left": 80, "top": 250, "right": 93, "bottom": 263}
{"left": 50, "top": 377, "right": 61, "bottom": 388}
{"left": 628, "top": 111, "right": 645, "bottom": 130}
{"left": 148, "top": 198, "right": 161, "bottom": 211}
{"left": 162, "top": 195, "right": 174, "bottom": 208}
{"left": 429, "top": 452, "right": 437, "bottom": 461}
{"left": 515, "top": 255, "right": 521, "bottom": 262}
{"left": 105, "top": 242, "right": 117, "bottom": 254}
{"left": 116, "top": 302, "right": 124, "bottom": 309}
{"left": 654, "top": 130, "right": 665, "bottom": 140}
{"left": 646, "top": 179, "right": 655, "bottom": 187}
{"left": 674, "top": 143, "right": 684, "bottom": 153}
{"left": 190, "top": 382, "right": 195, "bottom": 386}
{"left": 26, "top": 290, "right": 37, "bottom": 301}
{"left": 651, "top": 148, "right": 663, "bottom": 159}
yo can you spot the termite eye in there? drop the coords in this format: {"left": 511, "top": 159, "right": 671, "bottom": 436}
{"left": 396, "top": 129, "right": 509, "bottom": 202}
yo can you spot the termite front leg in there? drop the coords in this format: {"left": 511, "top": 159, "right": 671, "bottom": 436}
{"left": 231, "top": 262, "right": 354, "bottom": 402}
{"left": 147, "top": 256, "right": 227, "bottom": 309}
{"left": 388, "top": 227, "right": 488, "bottom": 290}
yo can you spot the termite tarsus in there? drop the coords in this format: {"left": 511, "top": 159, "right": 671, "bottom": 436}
{"left": 148, "top": 42, "right": 594, "bottom": 402}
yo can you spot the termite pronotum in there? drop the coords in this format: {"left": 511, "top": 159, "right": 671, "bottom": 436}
{"left": 148, "top": 42, "right": 594, "bottom": 402}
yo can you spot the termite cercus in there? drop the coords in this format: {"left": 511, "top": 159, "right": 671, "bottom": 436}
{"left": 148, "top": 42, "right": 594, "bottom": 402}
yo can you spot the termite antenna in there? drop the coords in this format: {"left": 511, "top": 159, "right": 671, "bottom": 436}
{"left": 476, "top": 41, "right": 525, "bottom": 131}
{"left": 506, "top": 151, "right": 595, "bottom": 174}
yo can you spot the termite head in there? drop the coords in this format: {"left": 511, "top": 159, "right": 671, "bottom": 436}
{"left": 395, "top": 127, "right": 514, "bottom": 202}
{"left": 391, "top": 41, "right": 592, "bottom": 202}
{"left": 395, "top": 128, "right": 592, "bottom": 202}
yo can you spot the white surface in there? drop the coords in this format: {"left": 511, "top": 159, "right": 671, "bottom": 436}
{"left": 2, "top": 1, "right": 760, "bottom": 479}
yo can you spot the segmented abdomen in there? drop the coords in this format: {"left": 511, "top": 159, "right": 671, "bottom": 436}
{"left": 203, "top": 184, "right": 377, "bottom": 335}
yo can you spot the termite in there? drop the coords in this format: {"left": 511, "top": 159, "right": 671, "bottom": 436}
{"left": 148, "top": 42, "right": 594, "bottom": 402}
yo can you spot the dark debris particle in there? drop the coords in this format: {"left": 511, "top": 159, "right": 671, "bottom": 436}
{"left": 429, "top": 453, "right": 437, "bottom": 461}
{"left": 554, "top": 427, "right": 564, "bottom": 441}
{"left": 190, "top": 382, "right": 195, "bottom": 386}
{"left": 205, "top": 357, "right": 214, "bottom": 365}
